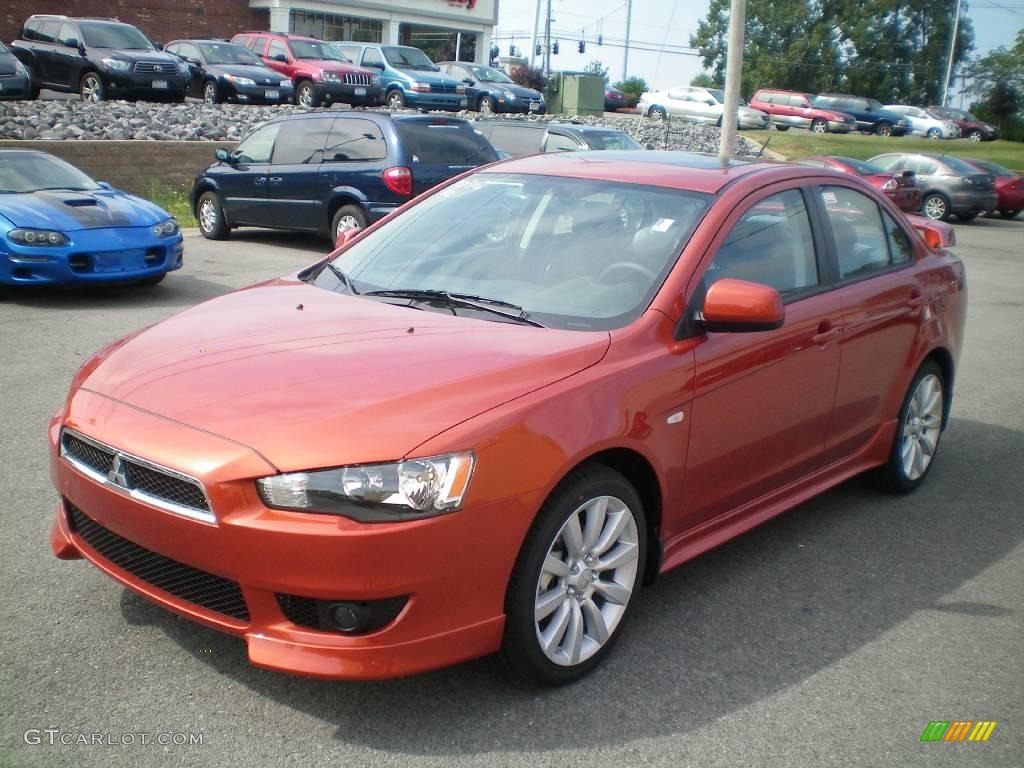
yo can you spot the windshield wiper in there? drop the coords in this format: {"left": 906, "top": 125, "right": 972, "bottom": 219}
{"left": 363, "top": 288, "right": 543, "bottom": 327}
{"left": 318, "top": 261, "right": 360, "bottom": 294}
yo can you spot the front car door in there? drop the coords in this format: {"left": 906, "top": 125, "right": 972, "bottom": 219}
{"left": 665, "top": 88, "right": 695, "bottom": 119}
{"left": 543, "top": 131, "right": 585, "bottom": 153}
{"left": 264, "top": 39, "right": 292, "bottom": 78}
{"left": 683, "top": 186, "right": 843, "bottom": 525}
{"left": 218, "top": 122, "right": 279, "bottom": 226}
{"left": 266, "top": 116, "right": 335, "bottom": 232}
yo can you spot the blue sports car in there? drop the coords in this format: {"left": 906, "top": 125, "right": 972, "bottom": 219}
{"left": 0, "top": 150, "right": 183, "bottom": 287}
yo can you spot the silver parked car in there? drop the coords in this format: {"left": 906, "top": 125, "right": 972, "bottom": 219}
{"left": 638, "top": 86, "right": 771, "bottom": 129}
{"left": 870, "top": 152, "right": 998, "bottom": 222}
{"left": 883, "top": 105, "right": 959, "bottom": 139}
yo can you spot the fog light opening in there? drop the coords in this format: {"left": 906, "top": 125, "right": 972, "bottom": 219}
{"left": 328, "top": 602, "right": 364, "bottom": 632}
{"left": 68, "top": 254, "right": 90, "bottom": 271}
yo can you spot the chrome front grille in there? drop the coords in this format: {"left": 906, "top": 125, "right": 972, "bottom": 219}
{"left": 344, "top": 72, "right": 373, "bottom": 86}
{"left": 133, "top": 61, "right": 174, "bottom": 74}
{"left": 60, "top": 428, "right": 214, "bottom": 524}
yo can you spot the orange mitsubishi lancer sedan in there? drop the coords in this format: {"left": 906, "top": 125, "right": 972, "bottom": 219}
{"left": 48, "top": 152, "right": 966, "bottom": 685}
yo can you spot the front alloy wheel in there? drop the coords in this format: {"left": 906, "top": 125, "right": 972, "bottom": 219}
{"left": 296, "top": 81, "right": 316, "bottom": 108}
{"left": 80, "top": 73, "right": 104, "bottom": 102}
{"left": 922, "top": 193, "right": 950, "bottom": 221}
{"left": 968, "top": 130, "right": 982, "bottom": 142}
{"left": 479, "top": 95, "right": 495, "bottom": 114}
{"left": 387, "top": 90, "right": 406, "bottom": 109}
{"left": 503, "top": 467, "right": 646, "bottom": 685}
{"left": 203, "top": 81, "right": 220, "bottom": 104}
{"left": 197, "top": 191, "right": 228, "bottom": 240}
{"left": 810, "top": 118, "right": 828, "bottom": 134}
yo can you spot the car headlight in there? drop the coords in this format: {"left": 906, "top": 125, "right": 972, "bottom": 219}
{"left": 225, "top": 74, "right": 256, "bottom": 86}
{"left": 152, "top": 218, "right": 179, "bottom": 237}
{"left": 9, "top": 228, "right": 68, "bottom": 246}
{"left": 257, "top": 452, "right": 475, "bottom": 522}
{"left": 178, "top": 62, "right": 189, "bottom": 75}
{"left": 279, "top": 79, "right": 291, "bottom": 88}
{"left": 14, "top": 60, "right": 28, "bottom": 76}
{"left": 102, "top": 58, "right": 131, "bottom": 72}
{"left": 503, "top": 90, "right": 517, "bottom": 100}
{"left": 411, "top": 81, "right": 432, "bottom": 92}
{"left": 321, "top": 71, "right": 341, "bottom": 82}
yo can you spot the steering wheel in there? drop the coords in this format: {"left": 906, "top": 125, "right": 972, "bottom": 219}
{"left": 599, "top": 261, "right": 658, "bottom": 285}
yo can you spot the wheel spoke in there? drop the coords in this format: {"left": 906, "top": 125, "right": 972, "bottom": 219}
{"left": 919, "top": 431, "right": 937, "bottom": 457}
{"left": 540, "top": 601, "right": 571, "bottom": 654}
{"left": 592, "top": 509, "right": 629, "bottom": 556}
{"left": 535, "top": 586, "right": 568, "bottom": 622}
{"left": 565, "top": 600, "right": 584, "bottom": 664}
{"left": 592, "top": 578, "right": 631, "bottom": 605}
{"left": 562, "top": 515, "right": 584, "bottom": 560}
{"left": 595, "top": 541, "right": 638, "bottom": 572}
{"left": 582, "top": 497, "right": 608, "bottom": 552}
{"left": 543, "top": 553, "right": 570, "bottom": 579}
{"left": 913, "top": 442, "right": 927, "bottom": 478}
{"left": 581, "top": 598, "right": 609, "bottom": 644}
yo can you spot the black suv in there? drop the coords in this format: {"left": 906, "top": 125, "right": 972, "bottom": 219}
{"left": 10, "top": 15, "right": 187, "bottom": 102}
{"left": 191, "top": 112, "right": 499, "bottom": 245}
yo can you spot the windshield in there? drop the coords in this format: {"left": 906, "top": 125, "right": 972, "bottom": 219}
{"left": 0, "top": 41, "right": 9, "bottom": 54}
{"left": 968, "top": 160, "right": 1011, "bottom": 176}
{"left": 0, "top": 153, "right": 99, "bottom": 193}
{"left": 309, "top": 173, "right": 711, "bottom": 331}
{"left": 384, "top": 46, "right": 436, "bottom": 70}
{"left": 582, "top": 131, "right": 644, "bottom": 151}
{"left": 837, "top": 157, "right": 884, "bottom": 175}
{"left": 943, "top": 155, "right": 991, "bottom": 175}
{"left": 469, "top": 65, "right": 513, "bottom": 83}
{"left": 706, "top": 89, "right": 725, "bottom": 104}
{"left": 290, "top": 40, "right": 346, "bottom": 60}
{"left": 199, "top": 42, "right": 264, "bottom": 66}
{"left": 79, "top": 22, "right": 155, "bottom": 50}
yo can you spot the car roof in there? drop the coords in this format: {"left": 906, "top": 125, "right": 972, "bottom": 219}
{"left": 483, "top": 151, "right": 806, "bottom": 194}
{"left": 256, "top": 112, "right": 471, "bottom": 128}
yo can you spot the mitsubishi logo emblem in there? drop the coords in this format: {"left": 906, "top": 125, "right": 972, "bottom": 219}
{"left": 107, "top": 455, "right": 130, "bottom": 489}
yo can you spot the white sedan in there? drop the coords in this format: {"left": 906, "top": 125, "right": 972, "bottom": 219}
{"left": 639, "top": 86, "right": 771, "bottom": 129}
{"left": 884, "top": 105, "right": 959, "bottom": 139}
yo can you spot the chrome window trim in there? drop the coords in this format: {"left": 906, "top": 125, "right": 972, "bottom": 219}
{"left": 60, "top": 427, "right": 217, "bottom": 525}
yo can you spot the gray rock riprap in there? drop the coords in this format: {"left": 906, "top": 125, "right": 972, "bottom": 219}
{"left": 0, "top": 100, "right": 763, "bottom": 154}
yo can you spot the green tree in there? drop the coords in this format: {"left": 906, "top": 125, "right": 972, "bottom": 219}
{"left": 583, "top": 59, "right": 610, "bottom": 83}
{"left": 613, "top": 76, "right": 649, "bottom": 106}
{"left": 690, "top": 72, "right": 721, "bottom": 87}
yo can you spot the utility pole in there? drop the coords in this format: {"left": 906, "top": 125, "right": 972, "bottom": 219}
{"left": 530, "top": 0, "right": 542, "bottom": 68}
{"left": 718, "top": 0, "right": 747, "bottom": 165}
{"left": 623, "top": 0, "right": 633, "bottom": 81}
{"left": 941, "top": 0, "right": 963, "bottom": 106}
{"left": 543, "top": 0, "right": 553, "bottom": 75}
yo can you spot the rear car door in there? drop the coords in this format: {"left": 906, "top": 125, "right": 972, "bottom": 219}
{"left": 394, "top": 119, "right": 499, "bottom": 195}
{"left": 666, "top": 88, "right": 695, "bottom": 119}
{"left": 219, "top": 122, "right": 279, "bottom": 225}
{"left": 30, "top": 20, "right": 62, "bottom": 85}
{"left": 814, "top": 185, "right": 926, "bottom": 460}
{"left": 683, "top": 186, "right": 842, "bottom": 526}
{"left": 318, "top": 117, "right": 392, "bottom": 211}
{"left": 267, "top": 117, "right": 334, "bottom": 232}
{"left": 50, "top": 22, "right": 81, "bottom": 89}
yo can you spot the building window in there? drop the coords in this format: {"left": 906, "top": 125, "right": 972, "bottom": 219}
{"left": 400, "top": 25, "right": 477, "bottom": 63}
{"left": 292, "top": 11, "right": 382, "bottom": 43}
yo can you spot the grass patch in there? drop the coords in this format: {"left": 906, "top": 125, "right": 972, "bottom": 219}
{"left": 742, "top": 130, "right": 1024, "bottom": 172}
{"left": 145, "top": 187, "right": 195, "bottom": 226}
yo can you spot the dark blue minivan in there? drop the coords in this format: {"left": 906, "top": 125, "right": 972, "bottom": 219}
{"left": 191, "top": 112, "right": 499, "bottom": 245}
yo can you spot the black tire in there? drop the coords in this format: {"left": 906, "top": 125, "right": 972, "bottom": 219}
{"left": 79, "top": 72, "right": 105, "bottom": 102}
{"left": 716, "top": 115, "right": 723, "bottom": 128}
{"left": 647, "top": 105, "right": 666, "bottom": 119}
{"left": 1000, "top": 209, "right": 1021, "bottom": 219}
{"left": 196, "top": 190, "right": 229, "bottom": 240}
{"left": 295, "top": 80, "right": 317, "bottom": 108}
{"left": 921, "top": 192, "right": 952, "bottom": 222}
{"left": 478, "top": 95, "right": 495, "bottom": 113}
{"left": 331, "top": 204, "right": 368, "bottom": 247}
{"left": 502, "top": 465, "right": 647, "bottom": 686}
{"left": 957, "top": 211, "right": 977, "bottom": 222}
{"left": 927, "top": 128, "right": 942, "bottom": 139}
{"left": 136, "top": 273, "right": 166, "bottom": 286}
{"left": 810, "top": 118, "right": 828, "bottom": 134}
{"left": 870, "top": 361, "right": 945, "bottom": 494}
{"left": 203, "top": 80, "right": 220, "bottom": 104}
{"left": 386, "top": 89, "right": 406, "bottom": 109}
{"left": 774, "top": 124, "right": 790, "bottom": 131}
{"left": 875, "top": 121, "right": 893, "bottom": 137}
{"left": 968, "top": 130, "right": 982, "bottom": 142}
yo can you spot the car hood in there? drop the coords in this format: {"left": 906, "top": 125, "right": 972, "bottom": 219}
{"left": 97, "top": 49, "right": 181, "bottom": 67}
{"left": 395, "top": 67, "right": 458, "bottom": 86}
{"left": 307, "top": 60, "right": 376, "bottom": 77}
{"left": 0, "top": 53, "right": 19, "bottom": 76}
{"left": 0, "top": 189, "right": 169, "bottom": 230}
{"left": 211, "top": 64, "right": 285, "bottom": 84}
{"left": 76, "top": 279, "right": 611, "bottom": 472}
{"left": 501, "top": 83, "right": 542, "bottom": 99}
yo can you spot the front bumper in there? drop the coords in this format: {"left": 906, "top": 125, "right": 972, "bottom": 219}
{"left": 739, "top": 115, "right": 771, "bottom": 129}
{"left": 47, "top": 396, "right": 526, "bottom": 679}
{"left": 405, "top": 91, "right": 468, "bottom": 111}
{"left": 0, "top": 73, "right": 32, "bottom": 99}
{"left": 225, "top": 80, "right": 294, "bottom": 104}
{"left": 497, "top": 95, "right": 545, "bottom": 114}
{"left": 315, "top": 81, "right": 384, "bottom": 105}
{"left": 1, "top": 227, "right": 183, "bottom": 286}
{"left": 103, "top": 71, "right": 187, "bottom": 100}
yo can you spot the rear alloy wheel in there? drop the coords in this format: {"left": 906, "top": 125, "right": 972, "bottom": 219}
{"left": 502, "top": 466, "right": 646, "bottom": 685}
{"left": 875, "top": 121, "right": 893, "bottom": 137}
{"left": 203, "top": 80, "right": 220, "bottom": 104}
{"left": 296, "top": 80, "right": 317, "bottom": 108}
{"left": 927, "top": 128, "right": 942, "bottom": 139}
{"left": 478, "top": 95, "right": 495, "bottom": 114}
{"left": 968, "top": 130, "right": 982, "bottom": 142}
{"left": 648, "top": 105, "right": 666, "bottom": 119}
{"left": 921, "top": 193, "right": 951, "bottom": 221}
{"left": 871, "top": 361, "right": 945, "bottom": 493}
{"left": 387, "top": 90, "right": 406, "bottom": 109}
{"left": 1000, "top": 209, "right": 1021, "bottom": 219}
{"left": 332, "top": 204, "right": 367, "bottom": 246}
{"left": 810, "top": 118, "right": 828, "bottom": 134}
{"left": 80, "top": 72, "right": 105, "bottom": 102}
{"left": 196, "top": 191, "right": 229, "bottom": 240}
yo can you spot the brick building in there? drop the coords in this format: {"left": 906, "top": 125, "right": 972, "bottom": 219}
{"left": 1, "top": 1, "right": 497, "bottom": 64}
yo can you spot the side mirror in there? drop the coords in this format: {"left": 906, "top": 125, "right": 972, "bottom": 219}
{"left": 699, "top": 278, "right": 785, "bottom": 333}
{"left": 272, "top": 53, "right": 287, "bottom": 63}
{"left": 463, "top": 78, "right": 474, "bottom": 85}
{"left": 63, "top": 38, "right": 79, "bottom": 49}
{"left": 215, "top": 148, "right": 235, "bottom": 164}
{"left": 366, "top": 62, "right": 384, "bottom": 70}
{"left": 185, "top": 57, "right": 200, "bottom": 66}
{"left": 907, "top": 216, "right": 956, "bottom": 249}
{"left": 155, "top": 43, "right": 164, "bottom": 51}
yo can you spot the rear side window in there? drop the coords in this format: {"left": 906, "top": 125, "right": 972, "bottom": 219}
{"left": 819, "top": 186, "right": 899, "bottom": 279}
{"left": 37, "top": 21, "right": 60, "bottom": 44}
{"left": 709, "top": 190, "right": 819, "bottom": 295}
{"left": 272, "top": 118, "right": 334, "bottom": 165}
{"left": 487, "top": 125, "right": 542, "bottom": 156}
{"left": 249, "top": 37, "right": 268, "bottom": 54}
{"left": 323, "top": 119, "right": 387, "bottom": 162}
{"left": 396, "top": 122, "right": 499, "bottom": 165}
{"left": 23, "top": 20, "right": 41, "bottom": 41}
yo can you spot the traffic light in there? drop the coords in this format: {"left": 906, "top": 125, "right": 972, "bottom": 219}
{"left": 508, "top": 43, "right": 515, "bottom": 56}
{"left": 598, "top": 34, "right": 603, "bottom": 46}
{"left": 536, "top": 43, "right": 542, "bottom": 56}
{"left": 553, "top": 40, "right": 560, "bottom": 55}
{"left": 578, "top": 40, "right": 585, "bottom": 53}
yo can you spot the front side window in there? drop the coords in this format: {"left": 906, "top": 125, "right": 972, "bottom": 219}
{"left": 488, "top": 125, "right": 543, "bottom": 156}
{"left": 232, "top": 123, "right": 281, "bottom": 164}
{"left": 708, "top": 189, "right": 818, "bottom": 294}
{"left": 469, "top": 65, "right": 513, "bottom": 83}
{"left": 581, "top": 131, "right": 644, "bottom": 151}
{"left": 362, "top": 48, "right": 385, "bottom": 67}
{"left": 56, "top": 24, "right": 79, "bottom": 47}
{"left": 310, "top": 173, "right": 712, "bottom": 331}
{"left": 271, "top": 118, "right": 334, "bottom": 165}
{"left": 267, "top": 40, "right": 289, "bottom": 61}
{"left": 544, "top": 133, "right": 582, "bottom": 153}
{"left": 819, "top": 186, "right": 902, "bottom": 279}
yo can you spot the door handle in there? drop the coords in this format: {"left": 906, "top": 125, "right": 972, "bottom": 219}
{"left": 269, "top": 177, "right": 283, "bottom": 185}
{"left": 812, "top": 321, "right": 842, "bottom": 345}
{"left": 254, "top": 177, "right": 266, "bottom": 185}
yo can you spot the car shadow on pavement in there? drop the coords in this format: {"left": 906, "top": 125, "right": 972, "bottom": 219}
{"left": 0, "top": 272, "right": 252, "bottom": 310}
{"left": 118, "top": 416, "right": 1022, "bottom": 756}
{"left": 220, "top": 228, "right": 331, "bottom": 254}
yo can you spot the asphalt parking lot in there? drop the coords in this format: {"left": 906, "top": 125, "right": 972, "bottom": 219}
{"left": 2, "top": 222, "right": 1021, "bottom": 767}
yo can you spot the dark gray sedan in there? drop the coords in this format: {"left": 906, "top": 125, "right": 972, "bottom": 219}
{"left": 472, "top": 120, "right": 644, "bottom": 158}
{"left": 0, "top": 40, "right": 34, "bottom": 100}
{"left": 869, "top": 152, "right": 998, "bottom": 222}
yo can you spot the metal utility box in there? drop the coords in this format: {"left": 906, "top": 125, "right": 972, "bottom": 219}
{"left": 545, "top": 74, "right": 604, "bottom": 117}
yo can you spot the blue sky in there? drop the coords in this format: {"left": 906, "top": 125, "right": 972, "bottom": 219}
{"left": 493, "top": 0, "right": 1024, "bottom": 101}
